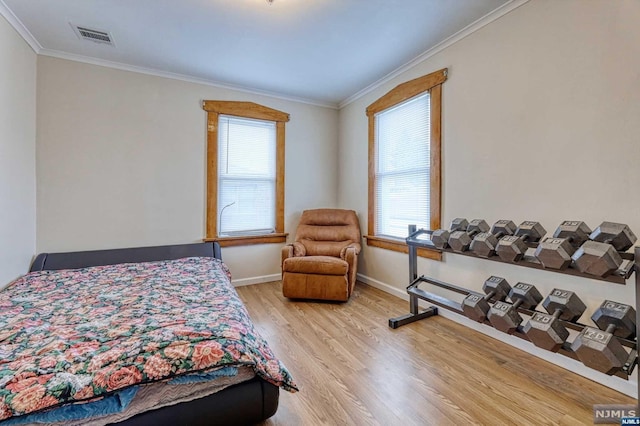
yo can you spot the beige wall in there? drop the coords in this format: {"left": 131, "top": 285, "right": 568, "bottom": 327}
{"left": 36, "top": 57, "right": 339, "bottom": 281}
{"left": 338, "top": 0, "right": 640, "bottom": 395}
{"left": 0, "top": 15, "right": 36, "bottom": 288}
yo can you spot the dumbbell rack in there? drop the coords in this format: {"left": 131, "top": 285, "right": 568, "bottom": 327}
{"left": 389, "top": 225, "right": 639, "bottom": 383}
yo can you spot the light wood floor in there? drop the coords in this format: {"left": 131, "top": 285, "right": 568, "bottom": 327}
{"left": 236, "top": 281, "right": 634, "bottom": 425}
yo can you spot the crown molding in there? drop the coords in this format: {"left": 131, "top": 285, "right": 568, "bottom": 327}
{"left": 338, "top": 0, "right": 531, "bottom": 109}
{"left": 38, "top": 48, "right": 338, "bottom": 109}
{"left": 38, "top": 49, "right": 338, "bottom": 109}
{"left": 0, "top": 0, "right": 41, "bottom": 52}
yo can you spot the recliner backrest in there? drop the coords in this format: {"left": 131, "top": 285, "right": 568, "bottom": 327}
{"left": 295, "top": 209, "right": 361, "bottom": 257}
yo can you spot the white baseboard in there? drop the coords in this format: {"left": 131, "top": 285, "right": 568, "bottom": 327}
{"left": 232, "top": 273, "right": 280, "bottom": 287}
{"left": 357, "top": 273, "right": 638, "bottom": 398}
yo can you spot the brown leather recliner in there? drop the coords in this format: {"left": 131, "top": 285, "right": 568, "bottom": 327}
{"left": 281, "top": 209, "right": 361, "bottom": 302}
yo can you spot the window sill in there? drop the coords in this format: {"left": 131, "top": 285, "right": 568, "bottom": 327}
{"left": 364, "top": 235, "right": 442, "bottom": 261}
{"left": 204, "top": 233, "right": 288, "bottom": 247}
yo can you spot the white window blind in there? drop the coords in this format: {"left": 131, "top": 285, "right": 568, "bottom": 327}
{"left": 375, "top": 92, "right": 431, "bottom": 239}
{"left": 218, "top": 115, "right": 276, "bottom": 236}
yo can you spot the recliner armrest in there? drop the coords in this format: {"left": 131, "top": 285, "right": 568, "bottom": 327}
{"left": 291, "top": 242, "right": 306, "bottom": 257}
{"left": 281, "top": 242, "right": 306, "bottom": 267}
{"left": 281, "top": 245, "right": 294, "bottom": 267}
{"left": 340, "top": 243, "right": 361, "bottom": 260}
{"left": 341, "top": 244, "right": 360, "bottom": 297}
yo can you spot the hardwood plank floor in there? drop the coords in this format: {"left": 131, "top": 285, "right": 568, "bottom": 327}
{"left": 236, "top": 281, "right": 634, "bottom": 425}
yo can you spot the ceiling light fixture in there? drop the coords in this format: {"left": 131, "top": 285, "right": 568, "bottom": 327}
{"left": 266, "top": 0, "right": 274, "bottom": 4}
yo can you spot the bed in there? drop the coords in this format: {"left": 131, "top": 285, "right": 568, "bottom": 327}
{"left": 0, "top": 242, "right": 297, "bottom": 425}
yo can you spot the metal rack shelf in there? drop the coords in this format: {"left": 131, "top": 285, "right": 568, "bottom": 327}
{"left": 404, "top": 228, "right": 634, "bottom": 285}
{"left": 389, "top": 225, "right": 639, "bottom": 383}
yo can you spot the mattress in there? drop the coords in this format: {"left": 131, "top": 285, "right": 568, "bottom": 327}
{"left": 0, "top": 256, "right": 297, "bottom": 424}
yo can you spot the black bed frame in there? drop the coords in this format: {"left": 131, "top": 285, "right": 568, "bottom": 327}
{"left": 29, "top": 242, "right": 279, "bottom": 426}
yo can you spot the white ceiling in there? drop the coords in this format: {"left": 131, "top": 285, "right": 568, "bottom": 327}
{"left": 1, "top": 0, "right": 515, "bottom": 107}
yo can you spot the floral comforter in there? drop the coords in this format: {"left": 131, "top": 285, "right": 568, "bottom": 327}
{"left": 0, "top": 257, "right": 297, "bottom": 421}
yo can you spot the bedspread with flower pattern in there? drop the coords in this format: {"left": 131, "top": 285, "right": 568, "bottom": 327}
{"left": 0, "top": 257, "right": 297, "bottom": 421}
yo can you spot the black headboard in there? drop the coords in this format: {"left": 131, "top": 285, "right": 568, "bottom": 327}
{"left": 29, "top": 242, "right": 222, "bottom": 272}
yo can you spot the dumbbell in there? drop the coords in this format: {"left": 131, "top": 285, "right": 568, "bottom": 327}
{"left": 571, "top": 300, "right": 636, "bottom": 375}
{"left": 495, "top": 221, "right": 546, "bottom": 263}
{"left": 590, "top": 222, "right": 637, "bottom": 251}
{"left": 448, "top": 219, "right": 490, "bottom": 252}
{"left": 523, "top": 289, "right": 586, "bottom": 352}
{"left": 571, "top": 222, "right": 637, "bottom": 277}
{"left": 469, "top": 220, "right": 517, "bottom": 258}
{"left": 534, "top": 221, "right": 591, "bottom": 270}
{"left": 431, "top": 218, "right": 469, "bottom": 249}
{"left": 462, "top": 276, "right": 511, "bottom": 323}
{"left": 488, "top": 282, "right": 543, "bottom": 334}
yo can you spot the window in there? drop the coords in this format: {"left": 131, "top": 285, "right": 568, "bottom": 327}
{"left": 365, "top": 68, "right": 447, "bottom": 259}
{"left": 202, "top": 101, "right": 289, "bottom": 247}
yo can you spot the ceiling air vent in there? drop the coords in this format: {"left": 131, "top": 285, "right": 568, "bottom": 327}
{"left": 71, "top": 24, "right": 115, "bottom": 46}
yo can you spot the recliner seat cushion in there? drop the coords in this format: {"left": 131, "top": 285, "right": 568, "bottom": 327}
{"left": 282, "top": 256, "right": 348, "bottom": 276}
